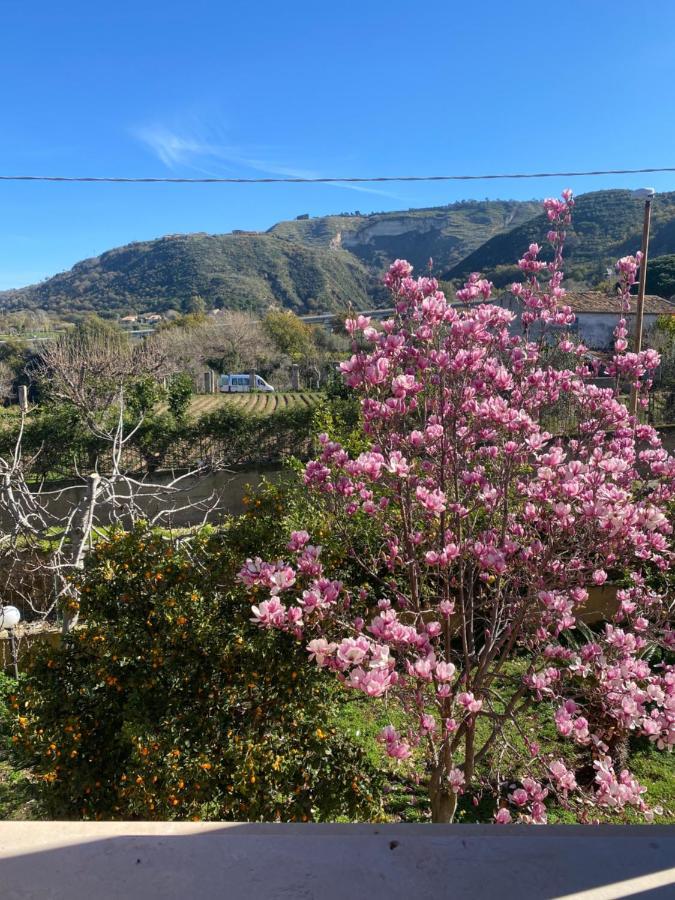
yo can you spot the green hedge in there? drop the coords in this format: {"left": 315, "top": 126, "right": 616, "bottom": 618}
{"left": 194, "top": 402, "right": 318, "bottom": 466}
{"left": 0, "top": 401, "right": 322, "bottom": 478}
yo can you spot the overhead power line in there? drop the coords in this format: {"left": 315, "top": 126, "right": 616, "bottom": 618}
{"left": 0, "top": 166, "right": 674, "bottom": 185}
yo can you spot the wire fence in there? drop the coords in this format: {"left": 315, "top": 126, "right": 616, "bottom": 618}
{"left": 0, "top": 404, "right": 320, "bottom": 482}
{"left": 534, "top": 387, "right": 675, "bottom": 436}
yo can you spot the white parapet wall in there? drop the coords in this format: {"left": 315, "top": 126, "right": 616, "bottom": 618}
{"left": 1, "top": 822, "right": 674, "bottom": 899}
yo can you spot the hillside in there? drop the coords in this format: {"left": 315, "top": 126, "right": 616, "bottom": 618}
{"left": 4, "top": 190, "right": 675, "bottom": 319}
{"left": 0, "top": 199, "right": 542, "bottom": 318}
{"left": 445, "top": 190, "right": 675, "bottom": 288}
{"left": 646, "top": 254, "right": 675, "bottom": 300}
{"left": 269, "top": 200, "right": 543, "bottom": 273}
{"left": 0, "top": 233, "right": 381, "bottom": 317}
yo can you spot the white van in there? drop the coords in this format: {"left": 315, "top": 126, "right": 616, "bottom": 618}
{"left": 219, "top": 373, "right": 275, "bottom": 393}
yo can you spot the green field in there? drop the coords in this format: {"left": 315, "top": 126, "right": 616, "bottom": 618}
{"left": 186, "top": 390, "right": 323, "bottom": 417}
{"left": 1, "top": 391, "right": 323, "bottom": 421}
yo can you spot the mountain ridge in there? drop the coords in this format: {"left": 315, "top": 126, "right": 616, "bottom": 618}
{"left": 445, "top": 190, "right": 675, "bottom": 289}
{"left": 268, "top": 199, "right": 542, "bottom": 273}
{"left": 3, "top": 191, "right": 675, "bottom": 318}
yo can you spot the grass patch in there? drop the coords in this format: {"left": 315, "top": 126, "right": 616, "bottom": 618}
{"left": 336, "top": 685, "right": 675, "bottom": 824}
{"left": 160, "top": 391, "right": 323, "bottom": 419}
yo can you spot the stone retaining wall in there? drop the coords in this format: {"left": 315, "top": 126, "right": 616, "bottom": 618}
{"left": 1, "top": 585, "right": 620, "bottom": 675}
{"left": 0, "top": 626, "right": 61, "bottom": 673}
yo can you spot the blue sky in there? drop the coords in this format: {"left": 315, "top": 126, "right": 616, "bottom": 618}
{"left": 2, "top": 0, "right": 675, "bottom": 290}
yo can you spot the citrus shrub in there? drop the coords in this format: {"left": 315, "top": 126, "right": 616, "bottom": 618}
{"left": 1, "top": 671, "right": 16, "bottom": 749}
{"left": 13, "top": 489, "right": 383, "bottom": 821}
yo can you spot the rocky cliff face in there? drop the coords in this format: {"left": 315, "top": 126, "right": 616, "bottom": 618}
{"left": 339, "top": 204, "right": 542, "bottom": 274}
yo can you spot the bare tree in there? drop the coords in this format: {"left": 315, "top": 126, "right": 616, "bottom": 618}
{"left": 36, "top": 325, "right": 171, "bottom": 422}
{"left": 152, "top": 312, "right": 278, "bottom": 379}
{"left": 1, "top": 326, "right": 221, "bottom": 634}
{"left": 205, "top": 311, "right": 275, "bottom": 373}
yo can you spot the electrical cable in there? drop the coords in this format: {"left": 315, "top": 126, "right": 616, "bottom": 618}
{"left": 0, "top": 166, "right": 673, "bottom": 185}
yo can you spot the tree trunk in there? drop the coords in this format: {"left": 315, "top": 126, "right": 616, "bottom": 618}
{"left": 607, "top": 733, "right": 630, "bottom": 770}
{"left": 429, "top": 765, "right": 458, "bottom": 823}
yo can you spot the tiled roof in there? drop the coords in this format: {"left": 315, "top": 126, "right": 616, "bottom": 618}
{"left": 562, "top": 291, "right": 675, "bottom": 315}
{"left": 495, "top": 290, "right": 674, "bottom": 315}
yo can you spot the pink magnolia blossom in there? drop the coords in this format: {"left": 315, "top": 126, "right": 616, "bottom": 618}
{"left": 377, "top": 725, "right": 412, "bottom": 760}
{"left": 435, "top": 661, "right": 456, "bottom": 683}
{"left": 246, "top": 191, "right": 674, "bottom": 823}
{"left": 448, "top": 768, "right": 465, "bottom": 793}
{"left": 549, "top": 759, "right": 577, "bottom": 794}
{"left": 307, "top": 638, "right": 336, "bottom": 667}
{"left": 250, "top": 597, "right": 287, "bottom": 628}
{"left": 509, "top": 788, "right": 529, "bottom": 807}
{"left": 457, "top": 691, "right": 483, "bottom": 714}
{"left": 415, "top": 485, "right": 447, "bottom": 515}
{"left": 287, "top": 530, "right": 311, "bottom": 552}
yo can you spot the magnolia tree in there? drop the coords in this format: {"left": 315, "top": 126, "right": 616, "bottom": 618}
{"left": 240, "top": 192, "right": 674, "bottom": 824}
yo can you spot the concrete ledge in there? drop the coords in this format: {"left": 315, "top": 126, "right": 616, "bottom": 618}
{"left": 1, "top": 823, "right": 674, "bottom": 899}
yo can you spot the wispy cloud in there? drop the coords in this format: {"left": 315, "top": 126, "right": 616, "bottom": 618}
{"left": 134, "top": 124, "right": 233, "bottom": 170}
{"left": 133, "top": 122, "right": 398, "bottom": 199}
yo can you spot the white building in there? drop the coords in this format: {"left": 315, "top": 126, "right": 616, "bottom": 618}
{"left": 494, "top": 291, "right": 675, "bottom": 351}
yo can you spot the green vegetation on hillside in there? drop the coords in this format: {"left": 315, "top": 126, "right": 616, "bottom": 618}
{"left": 6, "top": 191, "right": 675, "bottom": 320}
{"left": 446, "top": 190, "right": 675, "bottom": 287}
{"left": 0, "top": 199, "right": 543, "bottom": 318}
{"left": 270, "top": 199, "right": 542, "bottom": 274}
{"left": 0, "top": 233, "right": 380, "bottom": 318}
{"left": 267, "top": 213, "right": 365, "bottom": 246}
{"left": 646, "top": 254, "right": 675, "bottom": 299}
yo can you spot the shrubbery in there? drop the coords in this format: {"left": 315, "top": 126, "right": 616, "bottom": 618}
{"left": 13, "top": 484, "right": 383, "bottom": 821}
{"left": 195, "top": 402, "right": 318, "bottom": 466}
{"left": 0, "top": 404, "right": 108, "bottom": 479}
{"left": 0, "top": 672, "right": 15, "bottom": 749}
{"left": 0, "top": 396, "right": 323, "bottom": 478}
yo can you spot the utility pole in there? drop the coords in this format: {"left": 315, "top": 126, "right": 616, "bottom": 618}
{"left": 630, "top": 188, "right": 655, "bottom": 417}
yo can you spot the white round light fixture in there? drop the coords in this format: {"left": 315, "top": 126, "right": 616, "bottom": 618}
{"left": 0, "top": 605, "right": 21, "bottom": 630}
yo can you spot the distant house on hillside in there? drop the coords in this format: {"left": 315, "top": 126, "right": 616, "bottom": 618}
{"left": 120, "top": 314, "right": 138, "bottom": 324}
{"left": 491, "top": 290, "right": 675, "bottom": 351}
{"left": 143, "top": 313, "right": 163, "bottom": 324}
